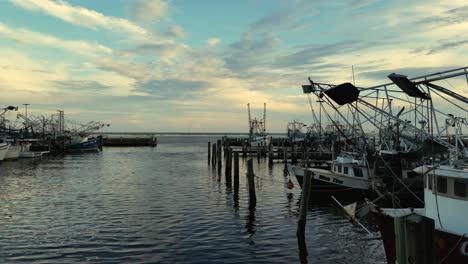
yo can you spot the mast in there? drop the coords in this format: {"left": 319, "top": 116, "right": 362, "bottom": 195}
{"left": 263, "top": 102, "right": 266, "bottom": 134}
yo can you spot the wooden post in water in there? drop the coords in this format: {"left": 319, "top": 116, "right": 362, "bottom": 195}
{"left": 247, "top": 159, "right": 256, "bottom": 207}
{"left": 297, "top": 170, "right": 312, "bottom": 262}
{"left": 268, "top": 143, "right": 273, "bottom": 168}
{"left": 395, "top": 213, "right": 435, "bottom": 264}
{"left": 212, "top": 143, "right": 217, "bottom": 167}
{"left": 208, "top": 141, "right": 211, "bottom": 164}
{"left": 233, "top": 152, "right": 240, "bottom": 207}
{"left": 225, "top": 149, "right": 232, "bottom": 186}
{"left": 292, "top": 144, "right": 298, "bottom": 165}
{"left": 217, "top": 139, "right": 222, "bottom": 173}
{"left": 234, "top": 152, "right": 239, "bottom": 190}
{"left": 257, "top": 148, "right": 261, "bottom": 163}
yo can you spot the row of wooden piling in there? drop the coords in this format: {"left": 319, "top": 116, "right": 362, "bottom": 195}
{"left": 208, "top": 140, "right": 257, "bottom": 208}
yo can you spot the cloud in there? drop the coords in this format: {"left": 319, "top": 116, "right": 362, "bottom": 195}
{"left": 224, "top": 32, "right": 280, "bottom": 73}
{"left": 425, "top": 39, "right": 468, "bottom": 55}
{"left": 206, "top": 38, "right": 220, "bottom": 46}
{"left": 95, "top": 57, "right": 149, "bottom": 80}
{"left": 51, "top": 80, "right": 112, "bottom": 92}
{"left": 165, "top": 25, "right": 187, "bottom": 38}
{"left": 0, "top": 22, "right": 112, "bottom": 56}
{"left": 134, "top": 79, "right": 210, "bottom": 100}
{"left": 131, "top": 0, "right": 169, "bottom": 23}
{"left": 416, "top": 6, "right": 468, "bottom": 27}
{"left": 9, "top": 0, "right": 148, "bottom": 37}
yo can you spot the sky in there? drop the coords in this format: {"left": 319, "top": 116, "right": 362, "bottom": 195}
{"left": 0, "top": 0, "right": 466, "bottom": 132}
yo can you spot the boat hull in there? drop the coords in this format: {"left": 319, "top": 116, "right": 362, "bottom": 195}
{"left": 0, "top": 143, "right": 9, "bottom": 161}
{"left": 4, "top": 145, "right": 20, "bottom": 160}
{"left": 375, "top": 211, "right": 468, "bottom": 264}
{"left": 66, "top": 138, "right": 100, "bottom": 153}
{"left": 289, "top": 165, "right": 368, "bottom": 201}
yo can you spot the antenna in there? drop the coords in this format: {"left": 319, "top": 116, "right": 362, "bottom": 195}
{"left": 263, "top": 102, "right": 266, "bottom": 133}
{"left": 352, "top": 65, "right": 356, "bottom": 86}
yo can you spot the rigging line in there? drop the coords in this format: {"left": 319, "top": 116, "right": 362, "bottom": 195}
{"left": 428, "top": 86, "right": 468, "bottom": 114}
{"left": 438, "top": 233, "right": 466, "bottom": 264}
{"left": 378, "top": 155, "right": 424, "bottom": 205}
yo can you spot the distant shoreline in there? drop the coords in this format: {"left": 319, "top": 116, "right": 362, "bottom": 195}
{"left": 91, "top": 132, "right": 287, "bottom": 136}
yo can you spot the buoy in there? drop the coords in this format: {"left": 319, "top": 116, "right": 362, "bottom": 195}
{"left": 287, "top": 179, "right": 294, "bottom": 189}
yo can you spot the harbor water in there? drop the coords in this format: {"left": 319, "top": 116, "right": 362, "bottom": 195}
{"left": 0, "top": 135, "right": 385, "bottom": 263}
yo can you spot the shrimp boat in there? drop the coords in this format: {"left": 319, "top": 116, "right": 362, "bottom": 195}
{"left": 373, "top": 158, "right": 468, "bottom": 263}
{"left": 288, "top": 151, "right": 372, "bottom": 197}
{"left": 4, "top": 144, "right": 20, "bottom": 160}
{"left": 247, "top": 103, "right": 270, "bottom": 148}
{"left": 0, "top": 142, "right": 9, "bottom": 161}
{"left": 18, "top": 139, "right": 44, "bottom": 158}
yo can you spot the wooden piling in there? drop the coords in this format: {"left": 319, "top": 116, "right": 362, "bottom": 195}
{"left": 268, "top": 143, "right": 273, "bottom": 167}
{"left": 212, "top": 143, "right": 217, "bottom": 167}
{"left": 234, "top": 152, "right": 239, "bottom": 191}
{"left": 297, "top": 170, "right": 312, "bottom": 262}
{"left": 395, "top": 213, "right": 435, "bottom": 264}
{"left": 247, "top": 159, "right": 256, "bottom": 207}
{"left": 217, "top": 139, "right": 222, "bottom": 173}
{"left": 208, "top": 141, "right": 211, "bottom": 164}
{"left": 225, "top": 149, "right": 232, "bottom": 187}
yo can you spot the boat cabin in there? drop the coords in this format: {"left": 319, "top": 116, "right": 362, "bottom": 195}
{"left": 422, "top": 165, "right": 468, "bottom": 234}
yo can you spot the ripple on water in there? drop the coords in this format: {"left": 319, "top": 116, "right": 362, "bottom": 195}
{"left": 0, "top": 136, "right": 385, "bottom": 263}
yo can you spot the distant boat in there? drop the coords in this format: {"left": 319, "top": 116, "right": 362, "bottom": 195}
{"left": 4, "top": 144, "right": 20, "bottom": 160}
{"left": 0, "top": 143, "right": 9, "bottom": 161}
{"left": 18, "top": 139, "right": 44, "bottom": 158}
{"left": 66, "top": 137, "right": 101, "bottom": 153}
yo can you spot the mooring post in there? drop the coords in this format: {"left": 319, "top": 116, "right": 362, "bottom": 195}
{"left": 217, "top": 139, "right": 222, "bottom": 173}
{"left": 395, "top": 213, "right": 435, "bottom": 264}
{"left": 225, "top": 149, "right": 232, "bottom": 186}
{"left": 212, "top": 143, "right": 217, "bottom": 167}
{"left": 234, "top": 152, "right": 239, "bottom": 191}
{"left": 284, "top": 143, "right": 288, "bottom": 164}
{"left": 292, "top": 144, "right": 298, "bottom": 165}
{"left": 208, "top": 141, "right": 211, "bottom": 164}
{"left": 268, "top": 143, "right": 273, "bottom": 167}
{"left": 247, "top": 159, "right": 257, "bottom": 207}
{"left": 257, "top": 148, "right": 261, "bottom": 163}
{"left": 297, "top": 170, "right": 312, "bottom": 262}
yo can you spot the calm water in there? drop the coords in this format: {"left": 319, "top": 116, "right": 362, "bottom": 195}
{"left": 0, "top": 136, "right": 385, "bottom": 263}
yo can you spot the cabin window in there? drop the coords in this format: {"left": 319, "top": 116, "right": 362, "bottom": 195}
{"left": 437, "top": 176, "right": 447, "bottom": 194}
{"left": 454, "top": 180, "right": 467, "bottom": 197}
{"left": 427, "top": 174, "right": 432, "bottom": 190}
{"left": 338, "top": 165, "right": 342, "bottom": 173}
{"left": 353, "top": 168, "right": 363, "bottom": 177}
{"left": 344, "top": 167, "right": 349, "bottom": 175}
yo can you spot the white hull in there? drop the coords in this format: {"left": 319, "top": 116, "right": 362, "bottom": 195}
{"left": 4, "top": 145, "right": 20, "bottom": 160}
{"left": 291, "top": 165, "right": 370, "bottom": 190}
{"left": 0, "top": 143, "right": 9, "bottom": 161}
{"left": 19, "top": 151, "right": 43, "bottom": 158}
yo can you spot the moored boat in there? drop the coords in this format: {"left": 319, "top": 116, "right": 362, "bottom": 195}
{"left": 66, "top": 137, "right": 101, "bottom": 153}
{"left": 0, "top": 143, "right": 9, "bottom": 161}
{"left": 4, "top": 144, "right": 20, "bottom": 160}
{"left": 373, "top": 163, "right": 468, "bottom": 263}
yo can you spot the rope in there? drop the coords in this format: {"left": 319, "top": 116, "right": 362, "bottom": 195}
{"left": 378, "top": 155, "right": 424, "bottom": 205}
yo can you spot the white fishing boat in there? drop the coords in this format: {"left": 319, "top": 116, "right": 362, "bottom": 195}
{"left": 18, "top": 139, "right": 43, "bottom": 158}
{"left": 374, "top": 162, "right": 468, "bottom": 263}
{"left": 288, "top": 151, "right": 371, "bottom": 193}
{"left": 4, "top": 144, "right": 20, "bottom": 160}
{"left": 0, "top": 143, "right": 9, "bottom": 161}
{"left": 247, "top": 102, "right": 269, "bottom": 148}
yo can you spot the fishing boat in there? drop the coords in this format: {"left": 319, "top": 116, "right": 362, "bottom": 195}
{"left": 287, "top": 120, "right": 308, "bottom": 143}
{"left": 247, "top": 103, "right": 270, "bottom": 148}
{"left": 4, "top": 144, "right": 20, "bottom": 160}
{"left": 66, "top": 136, "right": 101, "bottom": 153}
{"left": 288, "top": 151, "right": 372, "bottom": 196}
{"left": 0, "top": 142, "right": 9, "bottom": 161}
{"left": 18, "top": 139, "right": 44, "bottom": 158}
{"left": 373, "top": 161, "right": 468, "bottom": 263}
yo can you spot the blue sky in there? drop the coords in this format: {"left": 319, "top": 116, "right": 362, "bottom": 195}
{"left": 0, "top": 0, "right": 466, "bottom": 132}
